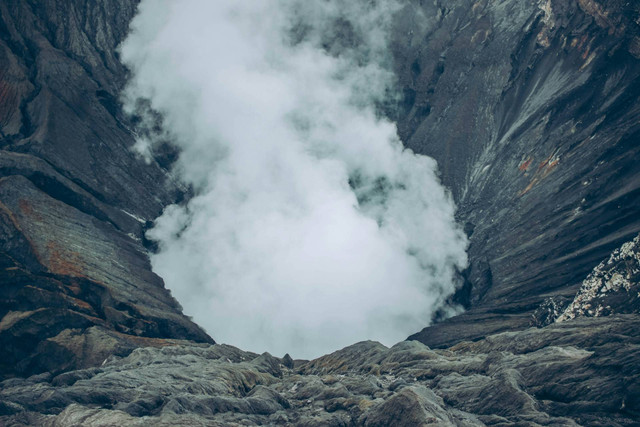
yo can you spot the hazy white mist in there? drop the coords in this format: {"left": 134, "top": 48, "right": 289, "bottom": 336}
{"left": 121, "top": 0, "right": 468, "bottom": 359}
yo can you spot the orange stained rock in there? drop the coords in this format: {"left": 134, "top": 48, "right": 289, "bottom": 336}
{"left": 46, "top": 240, "right": 86, "bottom": 278}
{"left": 518, "top": 157, "right": 533, "bottom": 172}
{"left": 519, "top": 153, "right": 560, "bottom": 196}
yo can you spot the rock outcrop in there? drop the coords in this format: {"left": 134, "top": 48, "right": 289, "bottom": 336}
{"left": 1, "top": 0, "right": 640, "bottom": 424}
{"left": 397, "top": 0, "right": 640, "bottom": 347}
{"left": 0, "top": 0, "right": 212, "bottom": 380}
{"left": 1, "top": 315, "right": 638, "bottom": 425}
{"left": 556, "top": 232, "right": 640, "bottom": 322}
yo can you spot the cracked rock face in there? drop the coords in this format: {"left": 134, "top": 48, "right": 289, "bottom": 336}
{"left": 396, "top": 0, "right": 640, "bottom": 347}
{"left": 0, "top": 0, "right": 212, "bottom": 380}
{"left": 1, "top": 0, "right": 640, "bottom": 424}
{"left": 556, "top": 233, "right": 640, "bottom": 322}
{"left": 531, "top": 233, "right": 640, "bottom": 327}
{"left": 1, "top": 315, "right": 638, "bottom": 426}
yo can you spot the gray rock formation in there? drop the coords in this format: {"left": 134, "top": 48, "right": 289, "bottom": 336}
{"left": 1, "top": 0, "right": 639, "bottom": 424}
{"left": 0, "top": 0, "right": 212, "bottom": 380}
{"left": 1, "top": 315, "right": 638, "bottom": 425}
{"left": 397, "top": 0, "right": 640, "bottom": 347}
{"left": 556, "top": 232, "right": 640, "bottom": 322}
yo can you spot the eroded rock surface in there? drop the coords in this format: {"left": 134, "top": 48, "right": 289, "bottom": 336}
{"left": 396, "top": 0, "right": 640, "bottom": 347}
{"left": 1, "top": 315, "right": 638, "bottom": 426}
{"left": 0, "top": 0, "right": 211, "bottom": 380}
{"left": 531, "top": 233, "right": 640, "bottom": 327}
{"left": 556, "top": 233, "right": 640, "bottom": 322}
{"left": 1, "top": 0, "right": 639, "bottom": 425}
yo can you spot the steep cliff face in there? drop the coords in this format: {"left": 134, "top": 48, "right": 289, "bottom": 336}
{"left": 0, "top": 0, "right": 639, "bottom": 423}
{"left": 0, "top": 0, "right": 212, "bottom": 380}
{"left": 394, "top": 0, "right": 640, "bottom": 347}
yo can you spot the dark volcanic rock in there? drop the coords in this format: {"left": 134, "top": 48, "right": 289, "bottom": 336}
{"left": 0, "top": 0, "right": 211, "bottom": 380}
{"left": 396, "top": 0, "right": 640, "bottom": 347}
{"left": 1, "top": 0, "right": 639, "bottom": 424}
{"left": 1, "top": 315, "right": 638, "bottom": 425}
{"left": 0, "top": 0, "right": 172, "bottom": 215}
{"left": 0, "top": 174, "right": 211, "bottom": 377}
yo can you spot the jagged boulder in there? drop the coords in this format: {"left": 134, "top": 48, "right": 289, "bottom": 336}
{"left": 1, "top": 315, "right": 638, "bottom": 425}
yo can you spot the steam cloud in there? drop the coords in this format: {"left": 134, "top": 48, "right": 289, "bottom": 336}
{"left": 121, "top": 0, "right": 468, "bottom": 358}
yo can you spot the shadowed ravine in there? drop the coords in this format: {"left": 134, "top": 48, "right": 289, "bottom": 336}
{"left": 0, "top": 0, "right": 639, "bottom": 425}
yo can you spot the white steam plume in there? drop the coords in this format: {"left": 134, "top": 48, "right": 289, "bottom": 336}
{"left": 121, "top": 0, "right": 468, "bottom": 359}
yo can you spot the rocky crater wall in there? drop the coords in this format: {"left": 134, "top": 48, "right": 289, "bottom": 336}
{"left": 0, "top": 0, "right": 638, "bottom": 404}
{"left": 393, "top": 0, "right": 640, "bottom": 346}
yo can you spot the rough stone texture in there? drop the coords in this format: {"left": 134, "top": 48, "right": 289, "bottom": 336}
{"left": 0, "top": 0, "right": 211, "bottom": 380}
{"left": 1, "top": 315, "right": 638, "bottom": 425}
{"left": 397, "top": 0, "right": 640, "bottom": 347}
{"left": 0, "top": 0, "right": 174, "bottom": 215}
{"left": 531, "top": 233, "right": 640, "bottom": 327}
{"left": 1, "top": 0, "right": 640, "bottom": 424}
{"left": 0, "top": 174, "right": 212, "bottom": 377}
{"left": 556, "top": 233, "right": 640, "bottom": 322}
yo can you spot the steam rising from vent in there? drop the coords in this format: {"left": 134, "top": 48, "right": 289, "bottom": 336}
{"left": 121, "top": 0, "right": 468, "bottom": 358}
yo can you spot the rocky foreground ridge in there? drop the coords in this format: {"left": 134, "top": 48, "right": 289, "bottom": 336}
{"left": 1, "top": 0, "right": 640, "bottom": 425}
{"left": 2, "top": 234, "right": 639, "bottom": 425}
{"left": 1, "top": 315, "right": 639, "bottom": 426}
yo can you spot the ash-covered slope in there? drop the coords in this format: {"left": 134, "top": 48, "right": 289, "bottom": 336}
{"left": 0, "top": 0, "right": 212, "bottom": 380}
{"left": 395, "top": 0, "right": 640, "bottom": 347}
